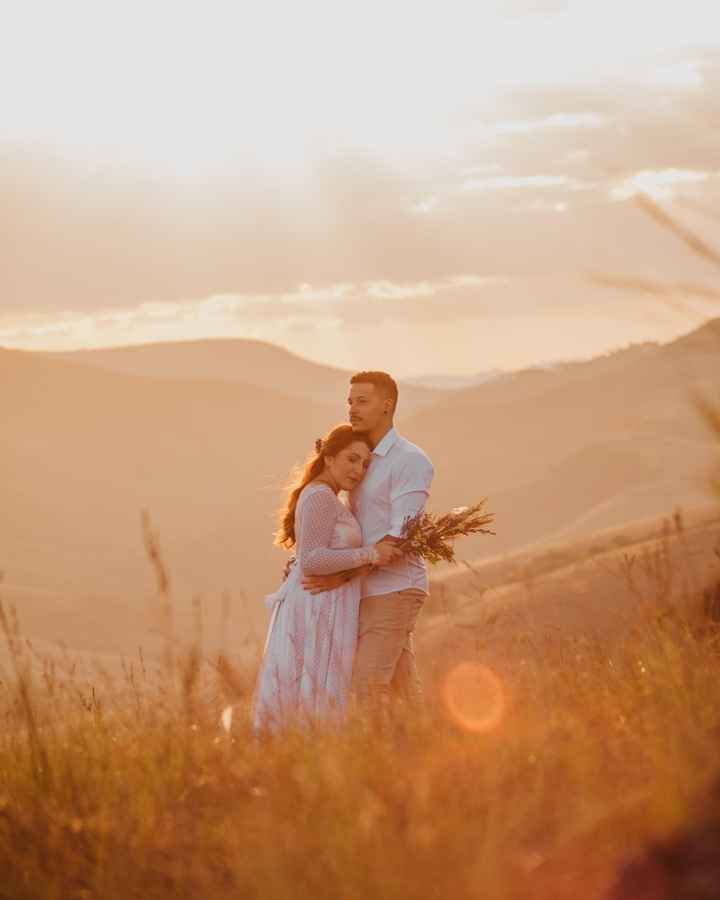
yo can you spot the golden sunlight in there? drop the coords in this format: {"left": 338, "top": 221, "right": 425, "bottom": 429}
{"left": 4, "top": 0, "right": 718, "bottom": 175}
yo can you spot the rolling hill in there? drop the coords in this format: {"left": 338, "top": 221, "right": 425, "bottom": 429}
{"left": 1, "top": 347, "right": 334, "bottom": 606}
{"left": 419, "top": 504, "right": 720, "bottom": 684}
{"left": 1, "top": 318, "right": 718, "bottom": 656}
{"left": 405, "top": 318, "right": 719, "bottom": 559}
{"left": 47, "top": 339, "right": 440, "bottom": 415}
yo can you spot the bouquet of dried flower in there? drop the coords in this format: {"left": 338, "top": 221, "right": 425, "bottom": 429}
{"left": 397, "top": 502, "right": 495, "bottom": 565}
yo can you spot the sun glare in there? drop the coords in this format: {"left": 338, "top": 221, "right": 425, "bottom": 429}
{"left": 5, "top": 0, "right": 717, "bottom": 177}
{"left": 442, "top": 662, "right": 507, "bottom": 734}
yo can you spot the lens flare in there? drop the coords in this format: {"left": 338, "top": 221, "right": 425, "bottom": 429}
{"left": 442, "top": 662, "right": 506, "bottom": 733}
{"left": 220, "top": 705, "right": 234, "bottom": 733}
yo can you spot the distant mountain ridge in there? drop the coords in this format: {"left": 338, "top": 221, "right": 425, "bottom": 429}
{"left": 1, "top": 318, "right": 717, "bottom": 654}
{"left": 403, "top": 317, "right": 719, "bottom": 559}
{"left": 404, "top": 371, "right": 503, "bottom": 390}
{"left": 45, "top": 338, "right": 441, "bottom": 415}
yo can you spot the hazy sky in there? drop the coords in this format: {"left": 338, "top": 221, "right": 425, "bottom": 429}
{"left": 2, "top": 0, "right": 719, "bottom": 374}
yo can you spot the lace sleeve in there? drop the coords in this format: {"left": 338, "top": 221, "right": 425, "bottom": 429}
{"left": 297, "top": 487, "right": 377, "bottom": 575}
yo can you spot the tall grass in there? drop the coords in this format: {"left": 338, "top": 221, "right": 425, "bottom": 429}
{"left": 1, "top": 567, "right": 719, "bottom": 899}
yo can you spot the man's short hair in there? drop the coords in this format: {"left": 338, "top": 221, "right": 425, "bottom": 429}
{"left": 350, "top": 371, "right": 399, "bottom": 413}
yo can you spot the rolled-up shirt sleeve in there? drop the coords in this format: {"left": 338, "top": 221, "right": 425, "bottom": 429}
{"left": 387, "top": 456, "right": 434, "bottom": 538}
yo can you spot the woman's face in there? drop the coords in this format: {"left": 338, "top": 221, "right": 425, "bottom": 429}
{"left": 326, "top": 441, "right": 372, "bottom": 491}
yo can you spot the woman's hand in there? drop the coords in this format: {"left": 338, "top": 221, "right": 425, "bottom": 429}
{"left": 373, "top": 541, "right": 404, "bottom": 566}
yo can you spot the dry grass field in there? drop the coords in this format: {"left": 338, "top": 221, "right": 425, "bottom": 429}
{"left": 1, "top": 497, "right": 719, "bottom": 900}
{"left": 421, "top": 504, "right": 720, "bottom": 653}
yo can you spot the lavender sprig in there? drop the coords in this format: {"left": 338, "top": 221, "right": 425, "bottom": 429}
{"left": 397, "top": 502, "right": 495, "bottom": 565}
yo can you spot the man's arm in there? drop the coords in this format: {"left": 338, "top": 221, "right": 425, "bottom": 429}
{"left": 303, "top": 563, "right": 374, "bottom": 596}
{"left": 386, "top": 454, "right": 434, "bottom": 542}
{"left": 303, "top": 458, "right": 434, "bottom": 593}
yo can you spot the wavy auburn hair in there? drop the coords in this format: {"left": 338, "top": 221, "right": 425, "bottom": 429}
{"left": 275, "top": 424, "right": 372, "bottom": 550}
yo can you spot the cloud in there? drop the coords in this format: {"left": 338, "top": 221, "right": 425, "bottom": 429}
{"left": 475, "top": 48, "right": 720, "bottom": 181}
{"left": 2, "top": 47, "right": 719, "bottom": 322}
{"left": 485, "top": 113, "right": 604, "bottom": 137}
{"left": 4, "top": 270, "right": 716, "bottom": 378}
{"left": 609, "top": 169, "right": 711, "bottom": 202}
{"left": 461, "top": 174, "right": 589, "bottom": 192}
{"left": 494, "top": 0, "right": 569, "bottom": 15}
{"left": 2, "top": 138, "right": 716, "bottom": 325}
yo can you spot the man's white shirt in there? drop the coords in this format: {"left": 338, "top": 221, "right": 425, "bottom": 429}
{"left": 349, "top": 427, "right": 434, "bottom": 597}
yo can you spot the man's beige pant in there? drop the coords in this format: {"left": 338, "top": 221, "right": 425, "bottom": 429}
{"left": 351, "top": 588, "right": 427, "bottom": 708}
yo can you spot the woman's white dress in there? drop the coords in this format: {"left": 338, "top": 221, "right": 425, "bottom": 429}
{"left": 252, "top": 482, "right": 377, "bottom": 733}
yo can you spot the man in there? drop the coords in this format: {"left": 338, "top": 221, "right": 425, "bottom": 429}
{"left": 303, "top": 371, "right": 434, "bottom": 711}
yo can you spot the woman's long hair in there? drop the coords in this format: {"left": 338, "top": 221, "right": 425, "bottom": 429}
{"left": 275, "top": 424, "right": 372, "bottom": 549}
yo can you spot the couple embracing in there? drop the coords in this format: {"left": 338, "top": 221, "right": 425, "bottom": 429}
{"left": 253, "top": 371, "right": 434, "bottom": 733}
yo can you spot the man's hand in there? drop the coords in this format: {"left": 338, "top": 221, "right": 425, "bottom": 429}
{"left": 302, "top": 564, "right": 374, "bottom": 596}
{"left": 303, "top": 571, "right": 351, "bottom": 595}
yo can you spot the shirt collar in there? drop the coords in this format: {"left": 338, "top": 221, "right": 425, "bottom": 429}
{"left": 372, "top": 426, "right": 399, "bottom": 458}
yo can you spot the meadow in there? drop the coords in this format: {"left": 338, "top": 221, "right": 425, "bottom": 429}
{"left": 1, "top": 525, "right": 719, "bottom": 900}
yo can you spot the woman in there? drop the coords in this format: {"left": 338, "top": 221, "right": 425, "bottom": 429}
{"left": 252, "top": 424, "right": 401, "bottom": 733}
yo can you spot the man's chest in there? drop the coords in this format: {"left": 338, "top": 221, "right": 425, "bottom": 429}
{"left": 351, "top": 458, "right": 393, "bottom": 517}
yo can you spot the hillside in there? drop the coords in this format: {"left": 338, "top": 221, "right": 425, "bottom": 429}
{"left": 419, "top": 504, "right": 720, "bottom": 681}
{"left": 405, "top": 318, "right": 719, "bottom": 559}
{"left": 404, "top": 370, "right": 503, "bottom": 390}
{"left": 0, "top": 347, "right": 334, "bottom": 604}
{"left": 1, "top": 319, "right": 718, "bottom": 657}
{"left": 47, "top": 339, "right": 439, "bottom": 415}
{"left": 5, "top": 503, "right": 717, "bottom": 674}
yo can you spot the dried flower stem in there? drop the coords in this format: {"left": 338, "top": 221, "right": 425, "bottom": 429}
{"left": 397, "top": 501, "right": 496, "bottom": 565}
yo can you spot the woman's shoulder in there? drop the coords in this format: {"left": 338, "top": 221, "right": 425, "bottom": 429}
{"left": 298, "top": 481, "right": 337, "bottom": 506}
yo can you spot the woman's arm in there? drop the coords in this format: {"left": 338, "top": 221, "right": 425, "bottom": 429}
{"left": 297, "top": 489, "right": 379, "bottom": 575}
